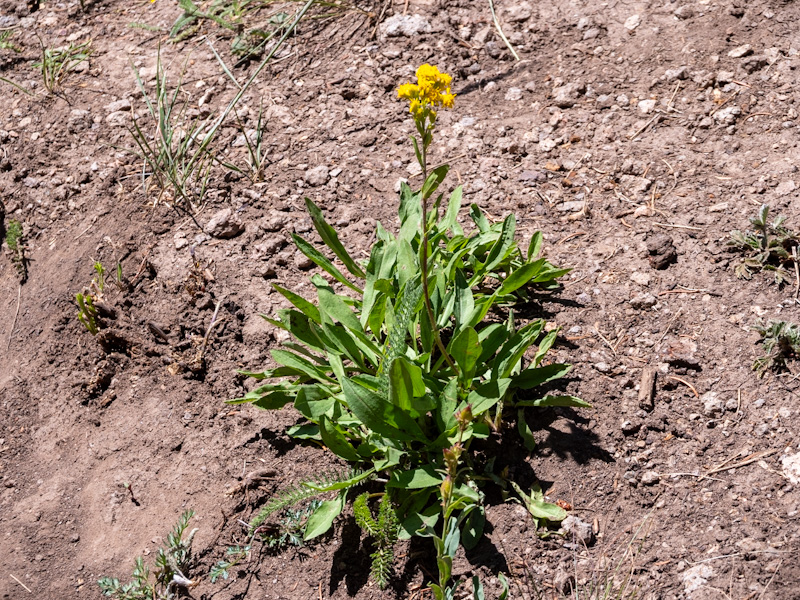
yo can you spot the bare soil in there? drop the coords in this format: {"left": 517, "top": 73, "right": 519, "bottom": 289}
{"left": 1, "top": 0, "right": 800, "bottom": 599}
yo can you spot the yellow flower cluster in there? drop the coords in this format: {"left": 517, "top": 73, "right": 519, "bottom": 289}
{"left": 397, "top": 64, "right": 455, "bottom": 118}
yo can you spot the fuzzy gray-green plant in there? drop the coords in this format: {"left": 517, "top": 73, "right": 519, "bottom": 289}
{"left": 729, "top": 204, "right": 799, "bottom": 285}
{"left": 98, "top": 510, "right": 197, "bottom": 600}
{"left": 753, "top": 320, "right": 800, "bottom": 375}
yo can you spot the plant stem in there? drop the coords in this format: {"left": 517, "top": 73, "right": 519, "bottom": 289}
{"left": 418, "top": 127, "right": 458, "bottom": 376}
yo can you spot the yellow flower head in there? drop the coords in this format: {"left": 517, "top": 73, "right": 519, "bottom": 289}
{"left": 397, "top": 64, "right": 455, "bottom": 118}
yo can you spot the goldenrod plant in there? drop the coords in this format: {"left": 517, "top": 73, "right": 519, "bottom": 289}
{"left": 235, "top": 65, "right": 586, "bottom": 596}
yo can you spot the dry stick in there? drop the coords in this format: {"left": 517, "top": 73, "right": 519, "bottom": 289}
{"left": 593, "top": 322, "right": 618, "bottom": 356}
{"left": 705, "top": 448, "right": 779, "bottom": 475}
{"left": 6, "top": 285, "right": 21, "bottom": 351}
{"left": 488, "top": 0, "right": 520, "bottom": 60}
{"left": 757, "top": 559, "right": 783, "bottom": 600}
{"left": 199, "top": 300, "right": 225, "bottom": 363}
{"left": 709, "top": 90, "right": 738, "bottom": 117}
{"left": 628, "top": 112, "right": 662, "bottom": 140}
{"left": 654, "top": 222, "right": 703, "bottom": 231}
{"left": 9, "top": 575, "right": 32, "bottom": 594}
{"left": 667, "top": 375, "right": 699, "bottom": 398}
{"left": 658, "top": 309, "right": 683, "bottom": 343}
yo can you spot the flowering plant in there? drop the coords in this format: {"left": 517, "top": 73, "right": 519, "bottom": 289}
{"left": 236, "top": 65, "right": 585, "bottom": 597}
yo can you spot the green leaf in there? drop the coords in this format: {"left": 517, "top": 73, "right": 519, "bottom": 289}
{"left": 253, "top": 390, "right": 295, "bottom": 410}
{"left": 271, "top": 349, "right": 333, "bottom": 383}
{"left": 286, "top": 423, "right": 320, "bottom": 440}
{"left": 273, "top": 284, "right": 320, "bottom": 323}
{"left": 421, "top": 164, "right": 450, "bottom": 200}
{"left": 305, "top": 198, "right": 366, "bottom": 279}
{"left": 511, "top": 363, "right": 572, "bottom": 390}
{"left": 319, "top": 416, "right": 360, "bottom": 461}
{"left": 313, "top": 276, "right": 363, "bottom": 333}
{"left": 511, "top": 481, "right": 567, "bottom": 522}
{"left": 439, "top": 186, "right": 462, "bottom": 232}
{"left": 341, "top": 378, "right": 427, "bottom": 442}
{"left": 483, "top": 214, "right": 516, "bottom": 273}
{"left": 462, "top": 508, "right": 485, "bottom": 550}
{"left": 498, "top": 259, "right": 545, "bottom": 296}
{"left": 494, "top": 321, "right": 544, "bottom": 379}
{"left": 533, "top": 329, "right": 558, "bottom": 367}
{"left": 387, "top": 465, "right": 443, "bottom": 489}
{"left": 469, "top": 204, "right": 491, "bottom": 233}
{"left": 294, "top": 386, "right": 336, "bottom": 420}
{"left": 516, "top": 395, "right": 591, "bottom": 408}
{"left": 517, "top": 408, "right": 536, "bottom": 451}
{"left": 304, "top": 491, "right": 346, "bottom": 540}
{"left": 472, "top": 576, "right": 485, "bottom": 600}
{"left": 449, "top": 326, "right": 481, "bottom": 385}
{"left": 388, "top": 357, "right": 429, "bottom": 414}
{"left": 467, "top": 378, "right": 512, "bottom": 416}
{"left": 527, "top": 231, "right": 543, "bottom": 261}
{"left": 292, "top": 234, "right": 362, "bottom": 293}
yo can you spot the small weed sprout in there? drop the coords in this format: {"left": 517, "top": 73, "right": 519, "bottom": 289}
{"left": 129, "top": 51, "right": 220, "bottom": 209}
{"left": 34, "top": 39, "right": 92, "bottom": 94}
{"left": 0, "top": 30, "right": 22, "bottom": 53}
{"left": 752, "top": 320, "right": 800, "bottom": 375}
{"left": 4, "top": 219, "right": 27, "bottom": 283}
{"left": 99, "top": 510, "right": 197, "bottom": 600}
{"left": 209, "top": 545, "right": 251, "bottom": 583}
{"left": 76, "top": 260, "right": 112, "bottom": 335}
{"left": 729, "top": 204, "right": 800, "bottom": 285}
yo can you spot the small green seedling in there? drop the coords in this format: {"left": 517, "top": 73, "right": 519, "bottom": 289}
{"left": 98, "top": 510, "right": 197, "bottom": 600}
{"left": 729, "top": 204, "right": 800, "bottom": 285}
{"left": 34, "top": 39, "right": 92, "bottom": 94}
{"left": 0, "top": 30, "right": 22, "bottom": 53}
{"left": 76, "top": 260, "right": 112, "bottom": 335}
{"left": 209, "top": 545, "right": 250, "bottom": 583}
{"left": 753, "top": 320, "right": 800, "bottom": 375}
{"left": 353, "top": 493, "right": 400, "bottom": 589}
{"left": 4, "top": 219, "right": 26, "bottom": 283}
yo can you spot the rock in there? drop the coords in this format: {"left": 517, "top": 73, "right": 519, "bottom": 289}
{"left": 702, "top": 391, "right": 724, "bottom": 417}
{"left": 775, "top": 180, "right": 796, "bottom": 196}
{"left": 561, "top": 516, "right": 594, "bottom": 545}
{"left": 595, "top": 94, "right": 614, "bottom": 109}
{"left": 242, "top": 313, "right": 273, "bottom": 346}
{"left": 497, "top": 137, "right": 522, "bottom": 154}
{"left": 716, "top": 70, "right": 735, "bottom": 84}
{"left": 630, "top": 293, "right": 657, "bottom": 309}
{"left": 553, "top": 568, "right": 575, "bottom": 596}
{"left": 552, "top": 82, "right": 585, "bottom": 108}
{"left": 485, "top": 41, "right": 502, "bottom": 59}
{"left": 593, "top": 362, "right": 610, "bottom": 373}
{"left": 630, "top": 272, "right": 651, "bottom": 286}
{"left": 556, "top": 200, "right": 585, "bottom": 212}
{"left": 104, "top": 98, "right": 131, "bottom": 112}
{"left": 504, "top": 87, "right": 523, "bottom": 101}
{"left": 640, "top": 471, "right": 660, "bottom": 486}
{"left": 304, "top": 165, "right": 329, "bottom": 186}
{"left": 294, "top": 252, "right": 314, "bottom": 270}
{"left": 647, "top": 234, "right": 677, "bottom": 270}
{"left": 583, "top": 28, "right": 601, "bottom": 40}
{"left": 664, "top": 66, "right": 688, "bottom": 80}
{"left": 205, "top": 208, "right": 244, "bottom": 239}
{"left": 741, "top": 55, "right": 768, "bottom": 73}
{"left": 708, "top": 202, "right": 729, "bottom": 212}
{"left": 539, "top": 138, "right": 557, "bottom": 152}
{"left": 624, "top": 14, "right": 640, "bottom": 31}
{"left": 682, "top": 564, "right": 713, "bottom": 598}
{"left": 638, "top": 99, "right": 656, "bottom": 114}
{"left": 379, "top": 14, "right": 431, "bottom": 37}
{"left": 713, "top": 105, "right": 741, "bottom": 125}
{"left": 727, "top": 44, "right": 753, "bottom": 58}
{"left": 673, "top": 5, "right": 695, "bottom": 19}
{"left": 781, "top": 451, "right": 800, "bottom": 485}
{"left": 504, "top": 1, "right": 532, "bottom": 22}
{"left": 105, "top": 111, "right": 131, "bottom": 127}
